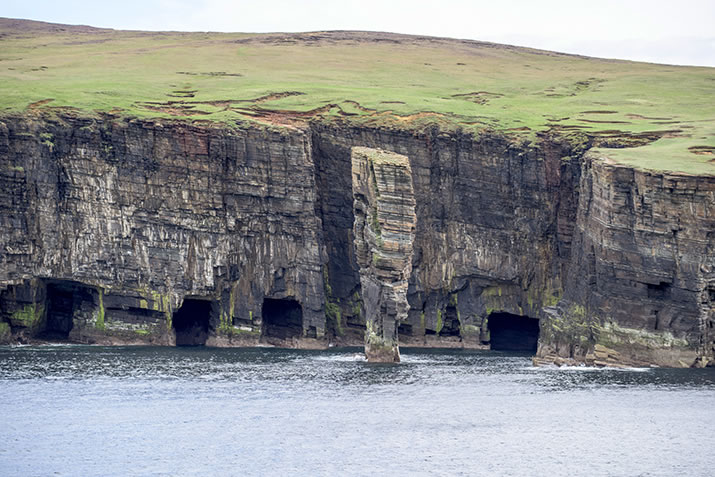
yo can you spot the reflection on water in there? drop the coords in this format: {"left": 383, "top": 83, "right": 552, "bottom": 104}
{"left": 1, "top": 345, "right": 714, "bottom": 476}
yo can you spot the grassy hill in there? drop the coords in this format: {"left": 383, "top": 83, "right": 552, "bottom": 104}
{"left": 0, "top": 18, "right": 713, "bottom": 174}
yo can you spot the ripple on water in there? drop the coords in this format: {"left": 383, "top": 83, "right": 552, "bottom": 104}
{"left": 1, "top": 345, "right": 714, "bottom": 476}
{"left": 306, "top": 353, "right": 367, "bottom": 362}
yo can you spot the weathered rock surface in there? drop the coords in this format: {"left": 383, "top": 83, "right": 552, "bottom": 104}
{"left": 0, "top": 113, "right": 713, "bottom": 368}
{"left": 313, "top": 125, "right": 580, "bottom": 350}
{"left": 535, "top": 154, "right": 715, "bottom": 367}
{"left": 0, "top": 115, "right": 325, "bottom": 346}
{"left": 351, "top": 147, "right": 416, "bottom": 362}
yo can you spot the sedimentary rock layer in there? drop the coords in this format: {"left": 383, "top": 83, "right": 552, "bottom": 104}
{"left": 0, "top": 115, "right": 325, "bottom": 346}
{"left": 1, "top": 113, "right": 713, "bottom": 367}
{"left": 351, "top": 147, "right": 416, "bottom": 362}
{"left": 535, "top": 154, "right": 715, "bottom": 367}
{"left": 312, "top": 124, "right": 580, "bottom": 350}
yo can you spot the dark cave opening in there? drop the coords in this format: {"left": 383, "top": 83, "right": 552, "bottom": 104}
{"left": 488, "top": 312, "right": 540, "bottom": 353}
{"left": 262, "top": 298, "right": 303, "bottom": 340}
{"left": 41, "top": 281, "right": 96, "bottom": 339}
{"left": 439, "top": 305, "right": 461, "bottom": 337}
{"left": 398, "top": 322, "right": 414, "bottom": 336}
{"left": 647, "top": 282, "right": 671, "bottom": 299}
{"left": 172, "top": 298, "right": 211, "bottom": 346}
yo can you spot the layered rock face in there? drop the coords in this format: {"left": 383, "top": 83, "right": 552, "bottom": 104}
{"left": 535, "top": 155, "right": 715, "bottom": 367}
{"left": 1, "top": 114, "right": 713, "bottom": 367}
{"left": 351, "top": 147, "right": 416, "bottom": 362}
{"left": 0, "top": 115, "right": 325, "bottom": 347}
{"left": 313, "top": 125, "right": 579, "bottom": 350}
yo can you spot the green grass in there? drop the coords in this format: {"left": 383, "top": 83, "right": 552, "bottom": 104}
{"left": 0, "top": 19, "right": 713, "bottom": 174}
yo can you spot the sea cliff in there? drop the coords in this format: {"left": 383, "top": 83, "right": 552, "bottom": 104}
{"left": 1, "top": 113, "right": 713, "bottom": 367}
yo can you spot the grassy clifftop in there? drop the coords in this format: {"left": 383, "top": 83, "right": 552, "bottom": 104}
{"left": 1, "top": 18, "right": 713, "bottom": 174}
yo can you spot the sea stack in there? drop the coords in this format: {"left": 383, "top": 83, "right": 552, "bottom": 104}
{"left": 351, "top": 147, "right": 416, "bottom": 362}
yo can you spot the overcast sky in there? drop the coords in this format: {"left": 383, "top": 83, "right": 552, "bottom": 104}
{"left": 3, "top": 0, "right": 715, "bottom": 67}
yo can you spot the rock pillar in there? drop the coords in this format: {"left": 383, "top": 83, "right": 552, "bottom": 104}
{"left": 351, "top": 147, "right": 416, "bottom": 362}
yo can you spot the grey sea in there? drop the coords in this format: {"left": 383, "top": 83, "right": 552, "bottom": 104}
{"left": 1, "top": 345, "right": 714, "bottom": 476}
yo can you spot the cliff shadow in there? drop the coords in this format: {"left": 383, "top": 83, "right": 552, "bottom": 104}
{"left": 173, "top": 298, "right": 214, "bottom": 346}
{"left": 488, "top": 312, "right": 539, "bottom": 353}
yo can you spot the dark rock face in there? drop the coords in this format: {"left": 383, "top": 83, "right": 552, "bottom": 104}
{"left": 535, "top": 155, "right": 715, "bottom": 367}
{"left": 0, "top": 116, "right": 325, "bottom": 347}
{"left": 312, "top": 125, "right": 579, "bottom": 351}
{"left": 1, "top": 114, "right": 713, "bottom": 367}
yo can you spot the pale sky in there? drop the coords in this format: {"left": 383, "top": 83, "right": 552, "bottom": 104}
{"left": 3, "top": 0, "right": 715, "bottom": 67}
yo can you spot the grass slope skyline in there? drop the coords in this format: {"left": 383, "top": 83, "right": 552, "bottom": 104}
{"left": 1, "top": 17, "right": 713, "bottom": 174}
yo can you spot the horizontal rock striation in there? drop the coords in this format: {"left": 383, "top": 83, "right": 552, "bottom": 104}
{"left": 535, "top": 154, "right": 715, "bottom": 367}
{"left": 1, "top": 113, "right": 713, "bottom": 367}
{"left": 0, "top": 115, "right": 325, "bottom": 346}
{"left": 351, "top": 147, "right": 416, "bottom": 362}
{"left": 313, "top": 125, "right": 580, "bottom": 350}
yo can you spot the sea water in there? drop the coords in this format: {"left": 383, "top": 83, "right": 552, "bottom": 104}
{"left": 1, "top": 345, "right": 714, "bottom": 476}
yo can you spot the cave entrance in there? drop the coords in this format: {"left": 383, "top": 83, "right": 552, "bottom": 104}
{"left": 172, "top": 298, "right": 211, "bottom": 346}
{"left": 42, "top": 281, "right": 96, "bottom": 339}
{"left": 439, "top": 304, "right": 461, "bottom": 337}
{"left": 262, "top": 298, "right": 303, "bottom": 340}
{"left": 487, "top": 312, "right": 539, "bottom": 352}
{"left": 398, "top": 322, "right": 414, "bottom": 336}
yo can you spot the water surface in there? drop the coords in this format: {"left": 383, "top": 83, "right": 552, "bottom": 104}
{"left": 1, "top": 345, "right": 714, "bottom": 476}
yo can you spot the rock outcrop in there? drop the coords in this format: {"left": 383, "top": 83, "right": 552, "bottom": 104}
{"left": 535, "top": 154, "right": 715, "bottom": 367}
{"left": 1, "top": 113, "right": 713, "bottom": 368}
{"left": 351, "top": 147, "right": 416, "bottom": 362}
{"left": 312, "top": 125, "right": 580, "bottom": 351}
{"left": 0, "top": 115, "right": 325, "bottom": 347}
